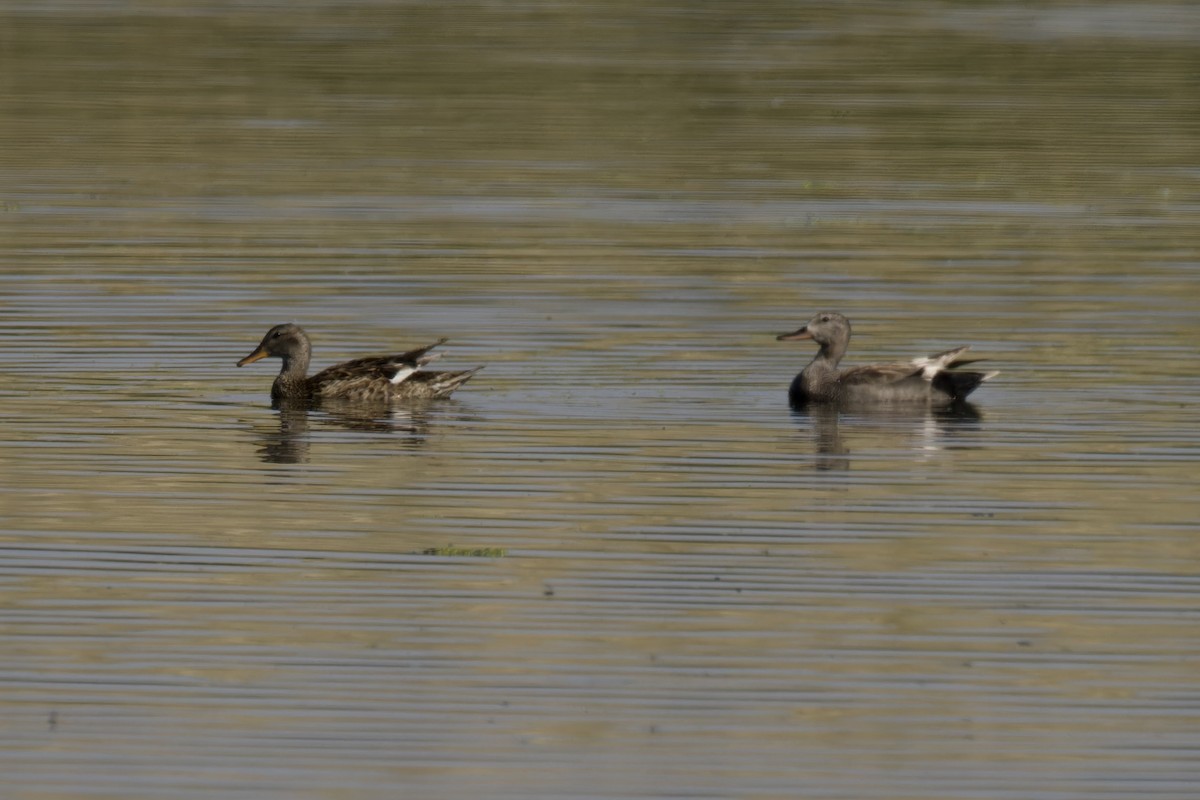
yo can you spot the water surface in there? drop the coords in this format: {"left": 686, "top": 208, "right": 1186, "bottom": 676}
{"left": 1, "top": 2, "right": 1198, "bottom": 798}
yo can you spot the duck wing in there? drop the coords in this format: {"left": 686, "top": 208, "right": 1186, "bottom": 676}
{"left": 910, "top": 345, "right": 976, "bottom": 377}
{"left": 839, "top": 361, "right": 924, "bottom": 386}
{"left": 310, "top": 338, "right": 448, "bottom": 388}
{"left": 395, "top": 366, "right": 484, "bottom": 399}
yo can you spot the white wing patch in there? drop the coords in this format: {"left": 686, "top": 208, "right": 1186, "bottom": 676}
{"left": 910, "top": 346, "right": 970, "bottom": 381}
{"left": 909, "top": 356, "right": 945, "bottom": 381}
{"left": 389, "top": 366, "right": 418, "bottom": 385}
{"left": 389, "top": 350, "right": 442, "bottom": 385}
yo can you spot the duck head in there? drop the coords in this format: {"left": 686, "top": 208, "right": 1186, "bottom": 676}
{"left": 237, "top": 323, "right": 311, "bottom": 367}
{"left": 776, "top": 311, "right": 851, "bottom": 347}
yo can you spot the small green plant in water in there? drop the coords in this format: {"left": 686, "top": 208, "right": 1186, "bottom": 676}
{"left": 421, "top": 544, "right": 506, "bottom": 558}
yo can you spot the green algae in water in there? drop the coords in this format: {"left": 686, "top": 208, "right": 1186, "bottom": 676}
{"left": 421, "top": 544, "right": 507, "bottom": 558}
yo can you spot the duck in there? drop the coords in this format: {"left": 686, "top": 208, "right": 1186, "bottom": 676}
{"left": 776, "top": 312, "right": 996, "bottom": 407}
{"left": 237, "top": 323, "right": 482, "bottom": 403}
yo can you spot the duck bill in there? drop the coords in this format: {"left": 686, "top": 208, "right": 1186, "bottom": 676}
{"left": 237, "top": 347, "right": 269, "bottom": 367}
{"left": 775, "top": 326, "right": 813, "bottom": 341}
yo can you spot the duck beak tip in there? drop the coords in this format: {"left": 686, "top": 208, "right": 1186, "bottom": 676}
{"left": 237, "top": 349, "right": 268, "bottom": 367}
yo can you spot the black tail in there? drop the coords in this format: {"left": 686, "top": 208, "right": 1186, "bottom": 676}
{"left": 933, "top": 370, "right": 996, "bottom": 401}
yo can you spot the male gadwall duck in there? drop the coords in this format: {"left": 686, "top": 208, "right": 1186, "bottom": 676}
{"left": 776, "top": 312, "right": 996, "bottom": 407}
{"left": 238, "top": 323, "right": 482, "bottom": 403}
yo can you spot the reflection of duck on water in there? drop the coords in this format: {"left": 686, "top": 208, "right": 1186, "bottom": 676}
{"left": 238, "top": 323, "right": 482, "bottom": 405}
{"left": 791, "top": 402, "right": 985, "bottom": 472}
{"left": 776, "top": 312, "right": 996, "bottom": 408}
{"left": 252, "top": 399, "right": 443, "bottom": 465}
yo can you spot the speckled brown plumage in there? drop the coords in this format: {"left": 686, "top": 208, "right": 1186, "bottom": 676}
{"left": 776, "top": 312, "right": 996, "bottom": 408}
{"left": 238, "top": 323, "right": 481, "bottom": 404}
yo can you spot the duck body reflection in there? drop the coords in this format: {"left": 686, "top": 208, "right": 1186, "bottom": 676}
{"left": 792, "top": 402, "right": 984, "bottom": 472}
{"left": 252, "top": 397, "right": 465, "bottom": 465}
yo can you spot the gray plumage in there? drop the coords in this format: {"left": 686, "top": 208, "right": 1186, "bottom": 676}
{"left": 776, "top": 312, "right": 996, "bottom": 407}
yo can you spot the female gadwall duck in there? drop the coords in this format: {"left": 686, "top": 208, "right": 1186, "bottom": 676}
{"left": 237, "top": 323, "right": 482, "bottom": 403}
{"left": 776, "top": 312, "right": 996, "bottom": 407}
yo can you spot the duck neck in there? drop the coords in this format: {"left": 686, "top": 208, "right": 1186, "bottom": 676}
{"left": 272, "top": 348, "right": 311, "bottom": 399}
{"left": 814, "top": 336, "right": 847, "bottom": 368}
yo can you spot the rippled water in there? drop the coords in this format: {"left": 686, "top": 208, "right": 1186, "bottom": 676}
{"left": 2, "top": 2, "right": 1199, "bottom": 799}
